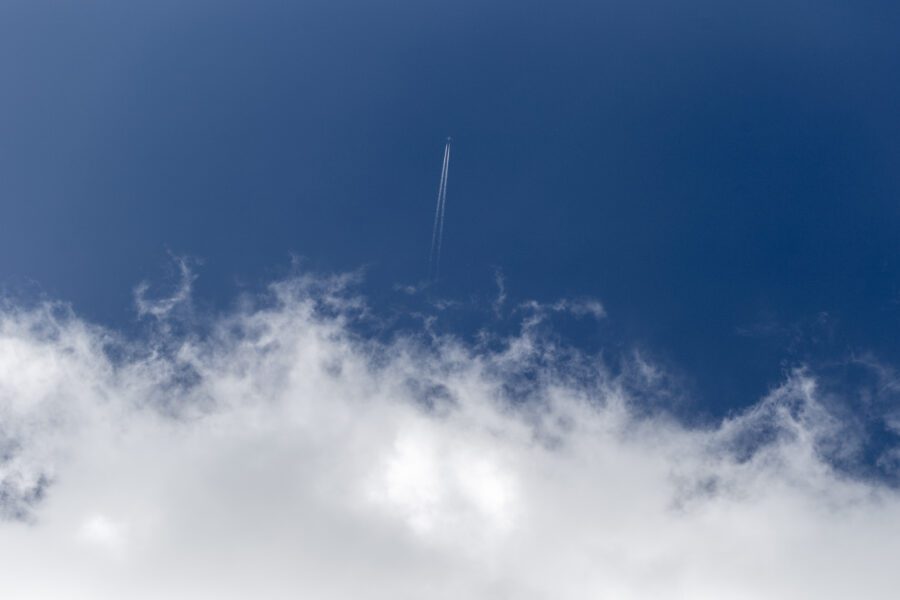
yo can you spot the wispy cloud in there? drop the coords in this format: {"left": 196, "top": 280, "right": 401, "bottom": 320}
{"left": 134, "top": 254, "right": 197, "bottom": 321}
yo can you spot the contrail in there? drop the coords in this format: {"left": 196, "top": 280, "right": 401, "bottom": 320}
{"left": 429, "top": 139, "right": 451, "bottom": 281}
{"left": 434, "top": 141, "right": 451, "bottom": 280}
{"left": 429, "top": 143, "right": 448, "bottom": 276}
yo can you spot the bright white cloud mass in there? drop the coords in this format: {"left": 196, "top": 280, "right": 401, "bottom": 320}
{"left": 1, "top": 269, "right": 900, "bottom": 599}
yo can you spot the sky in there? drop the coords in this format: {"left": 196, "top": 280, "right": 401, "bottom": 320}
{"left": 3, "top": 1, "right": 900, "bottom": 597}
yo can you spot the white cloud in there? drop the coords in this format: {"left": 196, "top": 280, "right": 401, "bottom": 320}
{"left": 0, "top": 273, "right": 899, "bottom": 598}
{"left": 134, "top": 255, "right": 197, "bottom": 321}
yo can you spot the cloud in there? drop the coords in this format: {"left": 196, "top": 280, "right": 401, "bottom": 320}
{"left": 134, "top": 254, "right": 197, "bottom": 321}
{"left": 0, "top": 271, "right": 899, "bottom": 598}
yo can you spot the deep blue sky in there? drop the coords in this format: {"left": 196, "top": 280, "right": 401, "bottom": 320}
{"left": 3, "top": 0, "right": 900, "bottom": 413}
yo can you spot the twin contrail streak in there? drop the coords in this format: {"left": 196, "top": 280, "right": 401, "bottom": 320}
{"left": 429, "top": 139, "right": 451, "bottom": 281}
{"left": 429, "top": 143, "right": 448, "bottom": 276}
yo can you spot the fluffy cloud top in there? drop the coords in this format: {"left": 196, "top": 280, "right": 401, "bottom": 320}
{"left": 1, "top": 273, "right": 899, "bottom": 599}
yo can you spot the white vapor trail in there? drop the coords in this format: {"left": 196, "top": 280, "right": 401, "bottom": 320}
{"left": 429, "top": 140, "right": 451, "bottom": 282}
{"left": 434, "top": 142, "right": 451, "bottom": 280}
{"left": 428, "top": 144, "right": 448, "bottom": 278}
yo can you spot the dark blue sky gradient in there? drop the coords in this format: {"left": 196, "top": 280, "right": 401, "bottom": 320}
{"left": 3, "top": 0, "right": 900, "bottom": 413}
